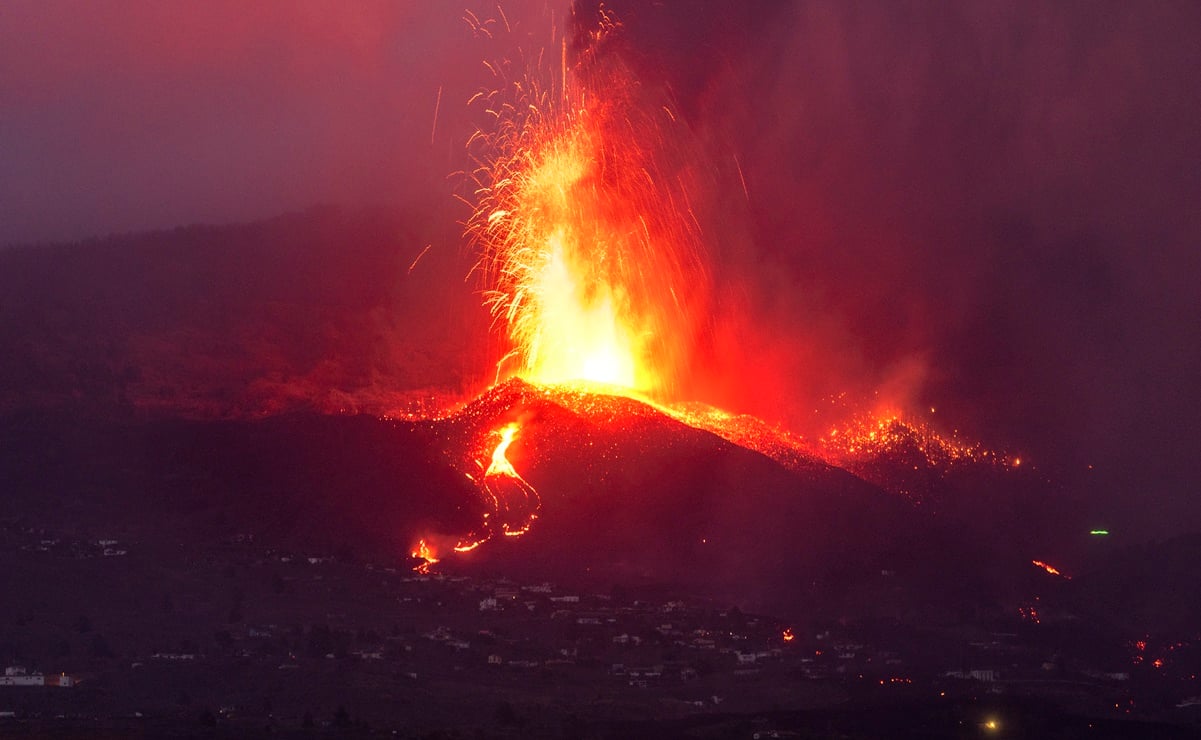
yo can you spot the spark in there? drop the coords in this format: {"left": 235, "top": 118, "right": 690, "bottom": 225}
{"left": 463, "top": 7, "right": 706, "bottom": 397}
{"left": 408, "top": 244, "right": 433, "bottom": 275}
{"left": 733, "top": 153, "right": 749, "bottom": 201}
{"left": 431, "top": 85, "right": 443, "bottom": 144}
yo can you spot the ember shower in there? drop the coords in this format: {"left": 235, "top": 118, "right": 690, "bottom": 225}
{"left": 464, "top": 6, "right": 708, "bottom": 397}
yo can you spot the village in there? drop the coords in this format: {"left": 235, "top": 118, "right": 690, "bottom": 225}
{"left": 2, "top": 519, "right": 1200, "bottom": 736}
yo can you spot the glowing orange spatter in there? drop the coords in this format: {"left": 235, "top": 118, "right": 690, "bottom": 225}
{"left": 820, "top": 412, "right": 1020, "bottom": 470}
{"left": 465, "top": 9, "right": 704, "bottom": 397}
{"left": 1031, "top": 559, "right": 1070, "bottom": 579}
{"left": 410, "top": 539, "right": 438, "bottom": 575}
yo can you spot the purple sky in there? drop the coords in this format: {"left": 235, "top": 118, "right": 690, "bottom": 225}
{"left": 0, "top": 1, "right": 508, "bottom": 244}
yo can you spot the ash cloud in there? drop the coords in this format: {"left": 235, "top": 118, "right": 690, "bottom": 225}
{"left": 579, "top": 0, "right": 1201, "bottom": 534}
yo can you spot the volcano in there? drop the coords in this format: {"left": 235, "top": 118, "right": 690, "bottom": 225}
{"left": 417, "top": 379, "right": 915, "bottom": 603}
{"left": 398, "top": 377, "right": 1063, "bottom": 618}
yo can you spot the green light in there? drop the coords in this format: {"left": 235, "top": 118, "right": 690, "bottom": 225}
{"left": 1090, "top": 529, "right": 1109, "bottom": 536}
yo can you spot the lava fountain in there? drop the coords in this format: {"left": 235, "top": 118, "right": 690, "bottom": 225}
{"left": 463, "top": 6, "right": 707, "bottom": 398}
{"left": 412, "top": 7, "right": 708, "bottom": 573}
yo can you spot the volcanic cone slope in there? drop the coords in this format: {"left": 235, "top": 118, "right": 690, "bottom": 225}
{"left": 430, "top": 379, "right": 924, "bottom": 613}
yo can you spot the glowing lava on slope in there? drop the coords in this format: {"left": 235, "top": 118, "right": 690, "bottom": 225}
{"left": 411, "top": 420, "right": 541, "bottom": 574}
{"left": 819, "top": 412, "right": 1019, "bottom": 470}
{"left": 1031, "top": 559, "right": 1071, "bottom": 579}
{"left": 410, "top": 538, "right": 439, "bottom": 575}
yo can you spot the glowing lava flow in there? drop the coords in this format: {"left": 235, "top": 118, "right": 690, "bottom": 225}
{"left": 480, "top": 422, "right": 540, "bottom": 538}
{"left": 414, "top": 10, "right": 703, "bottom": 571}
{"left": 1031, "top": 559, "right": 1071, "bottom": 579}
{"left": 410, "top": 539, "right": 438, "bottom": 575}
{"left": 411, "top": 422, "right": 540, "bottom": 573}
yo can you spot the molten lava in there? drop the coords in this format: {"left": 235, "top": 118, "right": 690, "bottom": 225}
{"left": 485, "top": 422, "right": 521, "bottom": 478}
{"left": 1031, "top": 559, "right": 1070, "bottom": 579}
{"left": 410, "top": 421, "right": 540, "bottom": 572}
{"left": 480, "top": 422, "right": 540, "bottom": 538}
{"left": 464, "top": 7, "right": 705, "bottom": 397}
{"left": 410, "top": 538, "right": 438, "bottom": 575}
{"left": 820, "top": 412, "right": 1019, "bottom": 471}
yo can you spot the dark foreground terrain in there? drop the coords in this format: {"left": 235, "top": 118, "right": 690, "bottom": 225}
{"left": 1, "top": 541, "right": 1200, "bottom": 739}
{"left": 3, "top": 429, "right": 1201, "bottom": 739}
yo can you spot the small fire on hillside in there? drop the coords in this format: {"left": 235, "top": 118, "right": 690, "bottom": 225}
{"left": 409, "top": 7, "right": 1020, "bottom": 574}
{"left": 1032, "top": 559, "right": 1071, "bottom": 579}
